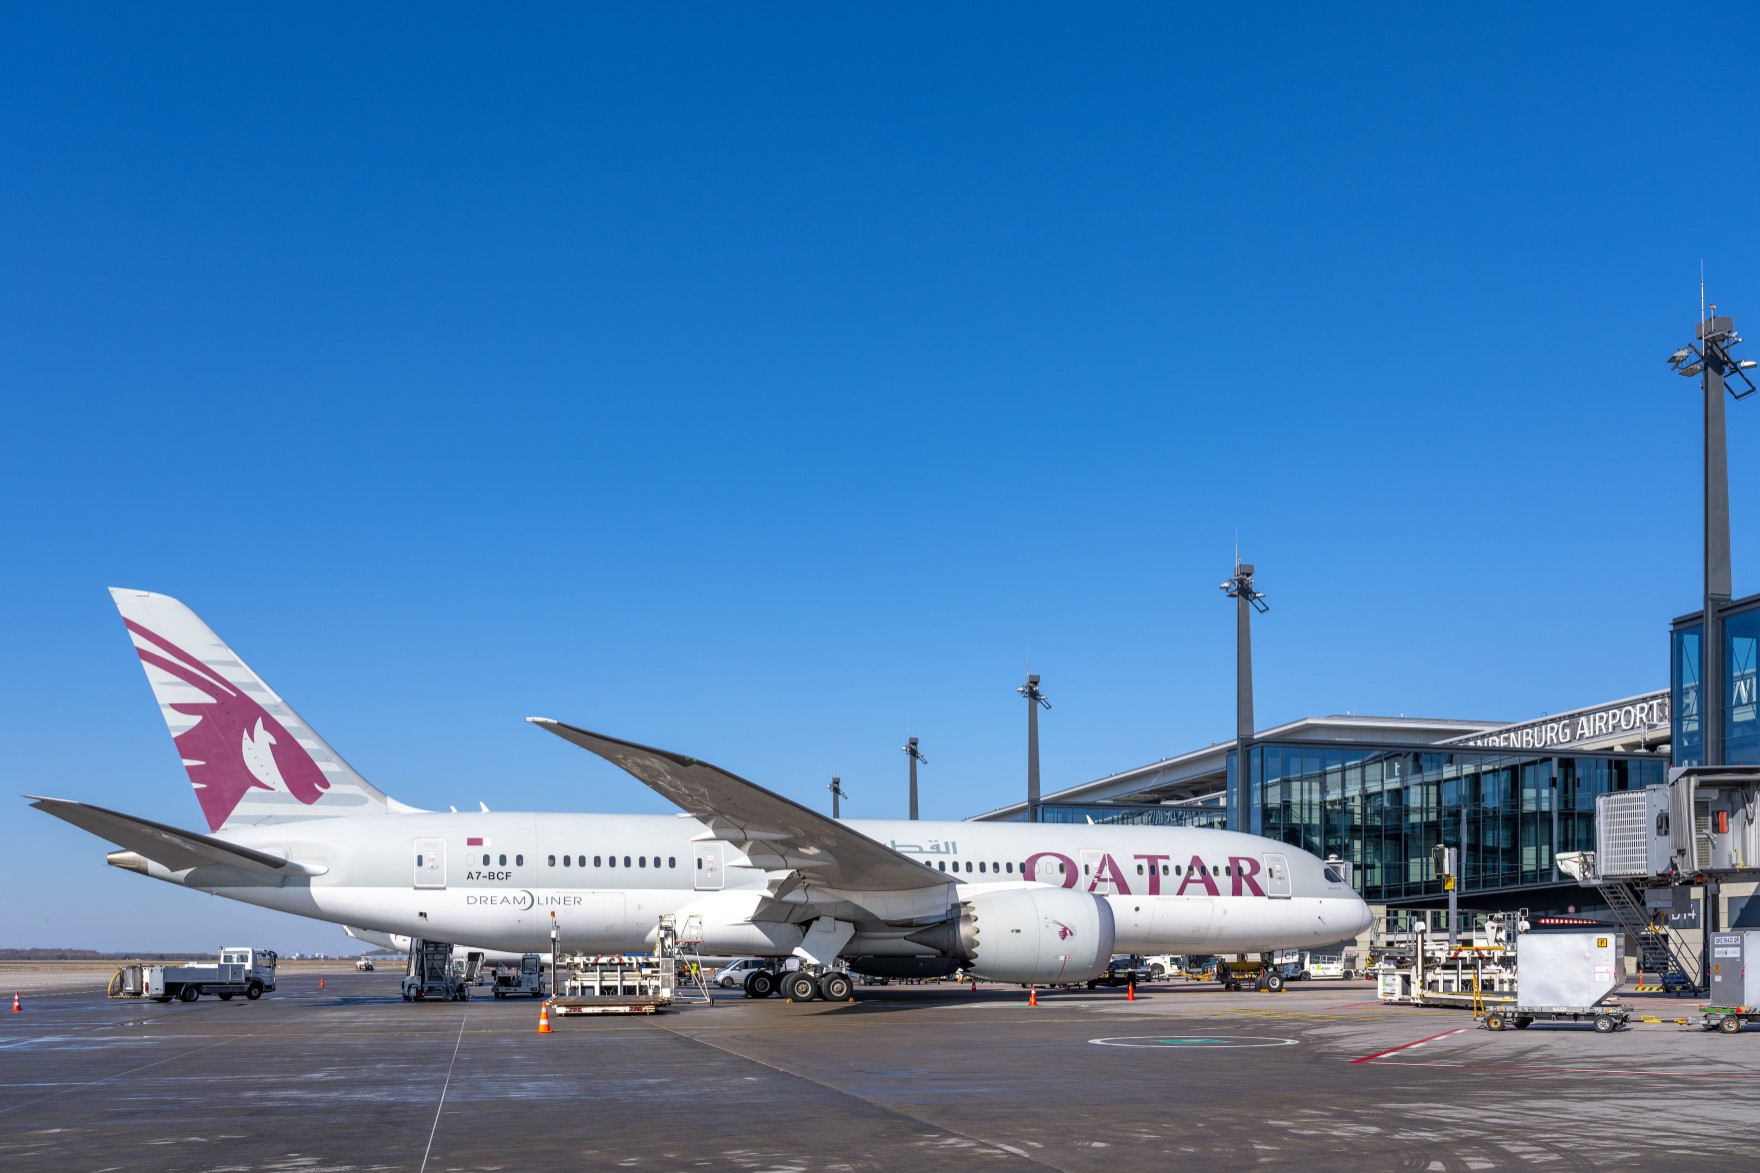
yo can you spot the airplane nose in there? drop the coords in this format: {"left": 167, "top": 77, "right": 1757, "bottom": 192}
{"left": 1353, "top": 897, "right": 1374, "bottom": 936}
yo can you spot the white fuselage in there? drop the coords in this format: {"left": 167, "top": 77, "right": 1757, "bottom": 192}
{"left": 139, "top": 812, "right": 1372, "bottom": 961}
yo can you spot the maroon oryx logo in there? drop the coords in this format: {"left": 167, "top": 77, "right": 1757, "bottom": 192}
{"left": 1052, "top": 919, "right": 1075, "bottom": 940}
{"left": 125, "top": 619, "right": 330, "bottom": 830}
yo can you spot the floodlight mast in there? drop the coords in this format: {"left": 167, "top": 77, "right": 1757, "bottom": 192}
{"left": 1669, "top": 305, "right": 1753, "bottom": 988}
{"left": 902, "top": 736, "right": 927, "bottom": 820}
{"left": 1018, "top": 673, "right": 1051, "bottom": 822}
{"left": 1220, "top": 558, "right": 1267, "bottom": 832}
{"left": 1668, "top": 310, "right": 1755, "bottom": 772}
{"left": 828, "top": 776, "right": 845, "bottom": 819}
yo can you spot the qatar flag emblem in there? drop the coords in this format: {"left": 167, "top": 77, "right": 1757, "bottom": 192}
{"left": 467, "top": 837, "right": 489, "bottom": 847}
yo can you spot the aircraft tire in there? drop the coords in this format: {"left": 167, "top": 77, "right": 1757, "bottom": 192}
{"left": 819, "top": 972, "right": 853, "bottom": 1001}
{"left": 784, "top": 972, "right": 819, "bottom": 1002}
{"left": 1265, "top": 973, "right": 1285, "bottom": 993}
{"left": 745, "top": 970, "right": 778, "bottom": 999}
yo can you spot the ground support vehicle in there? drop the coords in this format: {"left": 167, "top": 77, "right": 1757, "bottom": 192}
{"left": 401, "top": 939, "right": 470, "bottom": 1001}
{"left": 1485, "top": 1003, "right": 1632, "bottom": 1033}
{"left": 1216, "top": 957, "right": 1287, "bottom": 993}
{"left": 1698, "top": 930, "right": 1760, "bottom": 1034}
{"left": 112, "top": 947, "right": 278, "bottom": 1003}
{"left": 1696, "top": 1006, "right": 1760, "bottom": 1034}
{"left": 549, "top": 953, "right": 674, "bottom": 1015}
{"left": 492, "top": 954, "right": 547, "bottom": 998}
{"left": 1089, "top": 955, "right": 1154, "bottom": 989}
{"left": 1485, "top": 922, "right": 1629, "bottom": 1033}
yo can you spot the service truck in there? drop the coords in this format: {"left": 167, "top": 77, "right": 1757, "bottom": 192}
{"left": 132, "top": 947, "right": 278, "bottom": 1003}
{"left": 492, "top": 954, "right": 548, "bottom": 998}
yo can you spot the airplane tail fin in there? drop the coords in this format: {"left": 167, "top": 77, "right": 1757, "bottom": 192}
{"left": 109, "top": 588, "right": 414, "bottom": 830}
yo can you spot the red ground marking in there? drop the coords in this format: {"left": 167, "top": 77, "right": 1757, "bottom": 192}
{"left": 1373, "top": 1059, "right": 1760, "bottom": 1081}
{"left": 1349, "top": 1028, "right": 1467, "bottom": 1064}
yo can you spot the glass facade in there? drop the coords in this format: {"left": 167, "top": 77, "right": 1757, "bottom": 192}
{"left": 1242, "top": 741, "right": 1664, "bottom": 905}
{"left": 1672, "top": 595, "right": 1760, "bottom": 767}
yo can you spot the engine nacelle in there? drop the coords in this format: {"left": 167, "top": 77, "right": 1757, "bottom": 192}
{"left": 913, "top": 887, "right": 1115, "bottom": 985}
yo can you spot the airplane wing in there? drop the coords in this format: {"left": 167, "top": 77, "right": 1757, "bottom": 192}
{"left": 527, "top": 718, "right": 949, "bottom": 894}
{"left": 27, "top": 796, "right": 326, "bottom": 877}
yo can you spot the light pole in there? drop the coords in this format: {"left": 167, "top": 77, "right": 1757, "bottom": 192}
{"left": 829, "top": 775, "right": 846, "bottom": 819}
{"left": 1669, "top": 309, "right": 1755, "bottom": 769}
{"left": 902, "top": 736, "right": 927, "bottom": 820}
{"left": 1018, "top": 673, "right": 1051, "bottom": 822}
{"left": 1669, "top": 306, "right": 1754, "bottom": 987}
{"left": 1221, "top": 557, "right": 1268, "bottom": 833}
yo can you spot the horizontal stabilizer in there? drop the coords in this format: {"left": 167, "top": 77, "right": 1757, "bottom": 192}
{"left": 27, "top": 796, "right": 326, "bottom": 876}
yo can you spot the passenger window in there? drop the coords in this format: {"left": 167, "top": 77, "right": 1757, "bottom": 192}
{"left": 563, "top": 856, "right": 571, "bottom": 867}
{"left": 482, "top": 854, "right": 490, "bottom": 866}
{"left": 547, "top": 855, "right": 555, "bottom": 867}
{"left": 623, "top": 856, "right": 631, "bottom": 868}
{"left": 993, "top": 862, "right": 1000, "bottom": 873}
{"left": 1212, "top": 865, "right": 1219, "bottom": 875}
{"left": 938, "top": 861, "right": 946, "bottom": 872}
{"left": 1006, "top": 862, "right": 1013, "bottom": 874}
{"left": 499, "top": 854, "right": 507, "bottom": 866}
{"left": 415, "top": 854, "right": 423, "bottom": 867}
{"left": 516, "top": 855, "right": 524, "bottom": 866}
{"left": 979, "top": 862, "right": 986, "bottom": 873}
{"left": 639, "top": 856, "right": 647, "bottom": 868}
{"left": 1174, "top": 864, "right": 1182, "bottom": 875}
{"left": 608, "top": 856, "right": 616, "bottom": 867}
{"left": 577, "top": 855, "right": 585, "bottom": 868}
{"left": 1084, "top": 864, "right": 1091, "bottom": 875}
{"left": 1136, "top": 865, "right": 1144, "bottom": 875}
{"left": 669, "top": 856, "right": 676, "bottom": 868}
{"left": 965, "top": 861, "right": 973, "bottom": 873}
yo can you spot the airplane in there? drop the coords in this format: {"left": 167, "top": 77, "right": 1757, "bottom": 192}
{"left": 29, "top": 589, "right": 1373, "bottom": 1000}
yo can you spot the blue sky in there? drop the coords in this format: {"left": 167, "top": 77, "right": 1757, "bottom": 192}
{"left": 5, "top": 6, "right": 1758, "bottom": 951}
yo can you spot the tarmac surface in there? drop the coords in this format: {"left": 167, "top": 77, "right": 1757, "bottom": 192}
{"left": 2, "top": 969, "right": 1757, "bottom": 1171}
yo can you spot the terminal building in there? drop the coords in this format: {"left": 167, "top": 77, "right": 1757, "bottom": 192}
{"left": 975, "top": 588, "right": 1760, "bottom": 951}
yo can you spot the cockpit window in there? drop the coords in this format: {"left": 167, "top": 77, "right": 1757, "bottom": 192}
{"left": 1324, "top": 866, "right": 1345, "bottom": 884}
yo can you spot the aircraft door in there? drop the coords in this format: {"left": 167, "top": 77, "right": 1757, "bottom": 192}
{"left": 1262, "top": 853, "right": 1293, "bottom": 898}
{"left": 1079, "top": 849, "right": 1115, "bottom": 895}
{"left": 414, "top": 838, "right": 446, "bottom": 889}
{"left": 693, "top": 842, "right": 724, "bottom": 891}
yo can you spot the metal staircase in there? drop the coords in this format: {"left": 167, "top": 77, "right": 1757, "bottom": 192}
{"left": 1598, "top": 880, "right": 1702, "bottom": 989}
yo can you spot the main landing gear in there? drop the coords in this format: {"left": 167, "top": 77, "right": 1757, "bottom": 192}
{"left": 742, "top": 967, "right": 853, "bottom": 1002}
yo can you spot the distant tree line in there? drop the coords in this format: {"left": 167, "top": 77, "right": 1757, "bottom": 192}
{"left": 0, "top": 948, "right": 211, "bottom": 961}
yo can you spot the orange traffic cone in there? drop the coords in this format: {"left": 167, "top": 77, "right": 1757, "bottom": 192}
{"left": 971, "top": 979, "right": 978, "bottom": 992}
{"left": 318, "top": 977, "right": 325, "bottom": 989}
{"left": 1127, "top": 981, "right": 1136, "bottom": 1002}
{"left": 537, "top": 1002, "right": 553, "bottom": 1034}
{"left": 1028, "top": 986, "right": 1038, "bottom": 1007}
{"left": 11, "top": 992, "right": 19, "bottom": 1012}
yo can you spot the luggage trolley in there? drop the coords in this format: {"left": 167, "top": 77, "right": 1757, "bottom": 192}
{"left": 1698, "top": 930, "right": 1760, "bottom": 1035}
{"left": 1484, "top": 920, "right": 1630, "bottom": 1034}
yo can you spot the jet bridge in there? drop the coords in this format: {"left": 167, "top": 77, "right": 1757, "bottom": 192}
{"left": 1559, "top": 764, "right": 1760, "bottom": 993}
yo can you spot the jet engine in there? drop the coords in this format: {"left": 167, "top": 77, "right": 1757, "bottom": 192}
{"left": 907, "top": 886, "right": 1115, "bottom": 985}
